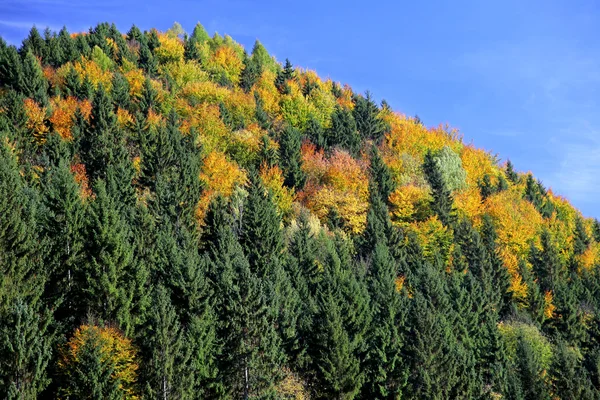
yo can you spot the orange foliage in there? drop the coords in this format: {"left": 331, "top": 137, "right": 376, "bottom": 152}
{"left": 124, "top": 67, "right": 145, "bottom": 98}
{"left": 70, "top": 163, "right": 92, "bottom": 199}
{"left": 454, "top": 186, "right": 484, "bottom": 224}
{"left": 298, "top": 144, "right": 369, "bottom": 233}
{"left": 544, "top": 291, "right": 556, "bottom": 319}
{"left": 23, "top": 98, "right": 48, "bottom": 145}
{"left": 49, "top": 96, "right": 85, "bottom": 140}
{"left": 58, "top": 324, "right": 138, "bottom": 399}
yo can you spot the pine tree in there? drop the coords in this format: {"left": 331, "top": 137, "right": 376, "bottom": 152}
{"left": 20, "top": 26, "right": 46, "bottom": 60}
{"left": 305, "top": 116, "right": 326, "bottom": 149}
{"left": 191, "top": 22, "right": 210, "bottom": 44}
{"left": 279, "top": 125, "right": 306, "bottom": 189}
{"left": 183, "top": 34, "right": 200, "bottom": 61}
{"left": 573, "top": 215, "right": 591, "bottom": 256}
{"left": 239, "top": 51, "right": 261, "bottom": 92}
{"left": 423, "top": 150, "right": 455, "bottom": 227}
{"left": 529, "top": 229, "right": 562, "bottom": 292}
{"left": 275, "top": 58, "right": 294, "bottom": 93}
{"left": 111, "top": 72, "right": 130, "bottom": 110}
{"left": 56, "top": 26, "right": 78, "bottom": 63}
{"left": 514, "top": 335, "right": 551, "bottom": 400}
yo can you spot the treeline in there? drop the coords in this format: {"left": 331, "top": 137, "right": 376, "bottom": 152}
{"left": 1, "top": 22, "right": 600, "bottom": 399}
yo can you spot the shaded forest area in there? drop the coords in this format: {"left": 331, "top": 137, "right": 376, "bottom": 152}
{"left": 2, "top": 21, "right": 600, "bottom": 399}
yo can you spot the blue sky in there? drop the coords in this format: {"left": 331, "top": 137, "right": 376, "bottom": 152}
{"left": 1, "top": 0, "right": 599, "bottom": 217}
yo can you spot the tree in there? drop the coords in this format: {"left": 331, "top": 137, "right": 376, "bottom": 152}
{"left": 0, "top": 299, "right": 52, "bottom": 400}
{"left": 363, "top": 241, "right": 408, "bottom": 399}
{"left": 21, "top": 49, "right": 49, "bottom": 105}
{"left": 369, "top": 144, "right": 396, "bottom": 203}
{"left": 41, "top": 161, "right": 87, "bottom": 328}
{"left": 327, "top": 105, "right": 361, "bottom": 155}
{"left": 82, "top": 180, "right": 135, "bottom": 332}
{"left": 58, "top": 324, "right": 138, "bottom": 399}
{"left": 140, "top": 285, "right": 195, "bottom": 399}
{"left": 353, "top": 91, "right": 386, "bottom": 142}
{"left": 423, "top": 150, "right": 455, "bottom": 227}
{"left": 506, "top": 159, "right": 519, "bottom": 183}
{"left": 279, "top": 125, "right": 306, "bottom": 189}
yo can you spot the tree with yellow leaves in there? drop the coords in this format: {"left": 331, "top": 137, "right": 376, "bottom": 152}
{"left": 58, "top": 324, "right": 139, "bottom": 399}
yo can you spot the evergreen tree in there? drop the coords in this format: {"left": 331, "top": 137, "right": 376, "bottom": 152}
{"left": 514, "top": 335, "right": 551, "bottom": 400}
{"left": 506, "top": 159, "right": 519, "bottom": 183}
{"left": 41, "top": 161, "right": 87, "bottom": 328}
{"left": 275, "top": 58, "right": 294, "bottom": 93}
{"left": 327, "top": 105, "right": 361, "bottom": 155}
{"left": 82, "top": 180, "right": 135, "bottom": 332}
{"left": 529, "top": 229, "right": 562, "bottom": 292}
{"left": 20, "top": 26, "right": 46, "bottom": 60}
{"left": 140, "top": 285, "right": 195, "bottom": 399}
{"left": 111, "top": 72, "right": 130, "bottom": 110}
{"left": 239, "top": 50, "right": 261, "bottom": 92}
{"left": 56, "top": 26, "right": 78, "bottom": 63}
{"left": 369, "top": 144, "right": 396, "bottom": 203}
{"left": 0, "top": 299, "right": 52, "bottom": 400}
{"left": 305, "top": 116, "right": 326, "bottom": 149}
{"left": 423, "top": 150, "right": 455, "bottom": 226}
{"left": 363, "top": 241, "right": 408, "bottom": 399}
{"left": 279, "top": 125, "right": 306, "bottom": 189}
{"left": 353, "top": 91, "right": 386, "bottom": 142}
{"left": 573, "top": 215, "right": 591, "bottom": 256}
{"left": 21, "top": 49, "right": 49, "bottom": 105}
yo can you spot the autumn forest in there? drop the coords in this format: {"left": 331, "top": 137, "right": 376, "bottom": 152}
{"left": 1, "top": 21, "right": 600, "bottom": 399}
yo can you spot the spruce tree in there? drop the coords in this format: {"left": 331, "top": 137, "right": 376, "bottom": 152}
{"left": 21, "top": 49, "right": 49, "bottom": 105}
{"left": 279, "top": 125, "right": 306, "bottom": 189}
{"left": 353, "top": 91, "right": 386, "bottom": 142}
{"left": 327, "top": 105, "right": 361, "bottom": 155}
{"left": 423, "top": 150, "right": 455, "bottom": 227}
{"left": 140, "top": 285, "right": 195, "bottom": 399}
{"left": 41, "top": 161, "right": 87, "bottom": 328}
{"left": 506, "top": 159, "right": 519, "bottom": 183}
{"left": 369, "top": 144, "right": 396, "bottom": 203}
{"left": 363, "top": 241, "right": 408, "bottom": 399}
{"left": 0, "top": 299, "right": 52, "bottom": 400}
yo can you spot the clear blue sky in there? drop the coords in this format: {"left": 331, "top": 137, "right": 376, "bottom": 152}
{"left": 2, "top": 0, "right": 599, "bottom": 218}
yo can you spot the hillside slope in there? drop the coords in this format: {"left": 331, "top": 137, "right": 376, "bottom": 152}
{"left": 1, "top": 21, "right": 600, "bottom": 399}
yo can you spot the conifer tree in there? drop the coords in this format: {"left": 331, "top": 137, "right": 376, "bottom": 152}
{"left": 141, "top": 285, "right": 195, "bottom": 399}
{"left": 20, "top": 26, "right": 46, "bottom": 60}
{"left": 21, "top": 49, "right": 48, "bottom": 105}
{"left": 0, "top": 299, "right": 52, "bottom": 400}
{"left": 423, "top": 150, "right": 455, "bottom": 226}
{"left": 363, "top": 241, "right": 408, "bottom": 399}
{"left": 279, "top": 125, "right": 306, "bottom": 189}
{"left": 41, "top": 161, "right": 87, "bottom": 327}
{"left": 327, "top": 105, "right": 361, "bottom": 155}
{"left": 82, "top": 180, "right": 135, "bottom": 332}
{"left": 573, "top": 215, "right": 591, "bottom": 256}
{"left": 353, "top": 91, "right": 386, "bottom": 142}
{"left": 369, "top": 144, "right": 396, "bottom": 203}
{"left": 506, "top": 159, "right": 519, "bottom": 183}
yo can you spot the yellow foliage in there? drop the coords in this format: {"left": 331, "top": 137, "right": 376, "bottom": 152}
{"left": 155, "top": 33, "right": 184, "bottom": 64}
{"left": 544, "top": 291, "right": 556, "bottom": 319}
{"left": 116, "top": 107, "right": 134, "bottom": 129}
{"left": 23, "top": 98, "right": 48, "bottom": 145}
{"left": 252, "top": 69, "right": 281, "bottom": 116}
{"left": 460, "top": 145, "right": 500, "bottom": 188}
{"left": 190, "top": 103, "right": 229, "bottom": 153}
{"left": 454, "top": 186, "right": 484, "bottom": 224}
{"left": 181, "top": 80, "right": 229, "bottom": 105}
{"left": 395, "top": 275, "right": 406, "bottom": 292}
{"left": 280, "top": 80, "right": 316, "bottom": 131}
{"left": 388, "top": 184, "right": 431, "bottom": 225}
{"left": 124, "top": 67, "right": 145, "bottom": 98}
{"left": 411, "top": 216, "right": 454, "bottom": 265}
{"left": 160, "top": 59, "right": 208, "bottom": 90}
{"left": 298, "top": 144, "right": 369, "bottom": 234}
{"left": 260, "top": 164, "right": 294, "bottom": 219}
{"left": 58, "top": 324, "right": 138, "bottom": 399}
{"left": 274, "top": 367, "right": 309, "bottom": 400}
{"left": 197, "top": 151, "right": 246, "bottom": 224}
{"left": 73, "top": 56, "right": 113, "bottom": 91}
{"left": 207, "top": 45, "right": 244, "bottom": 85}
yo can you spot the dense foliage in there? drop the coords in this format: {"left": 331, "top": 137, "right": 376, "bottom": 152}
{"left": 1, "top": 22, "right": 600, "bottom": 399}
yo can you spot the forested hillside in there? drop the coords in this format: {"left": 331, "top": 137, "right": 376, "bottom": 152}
{"left": 2, "top": 21, "right": 600, "bottom": 399}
